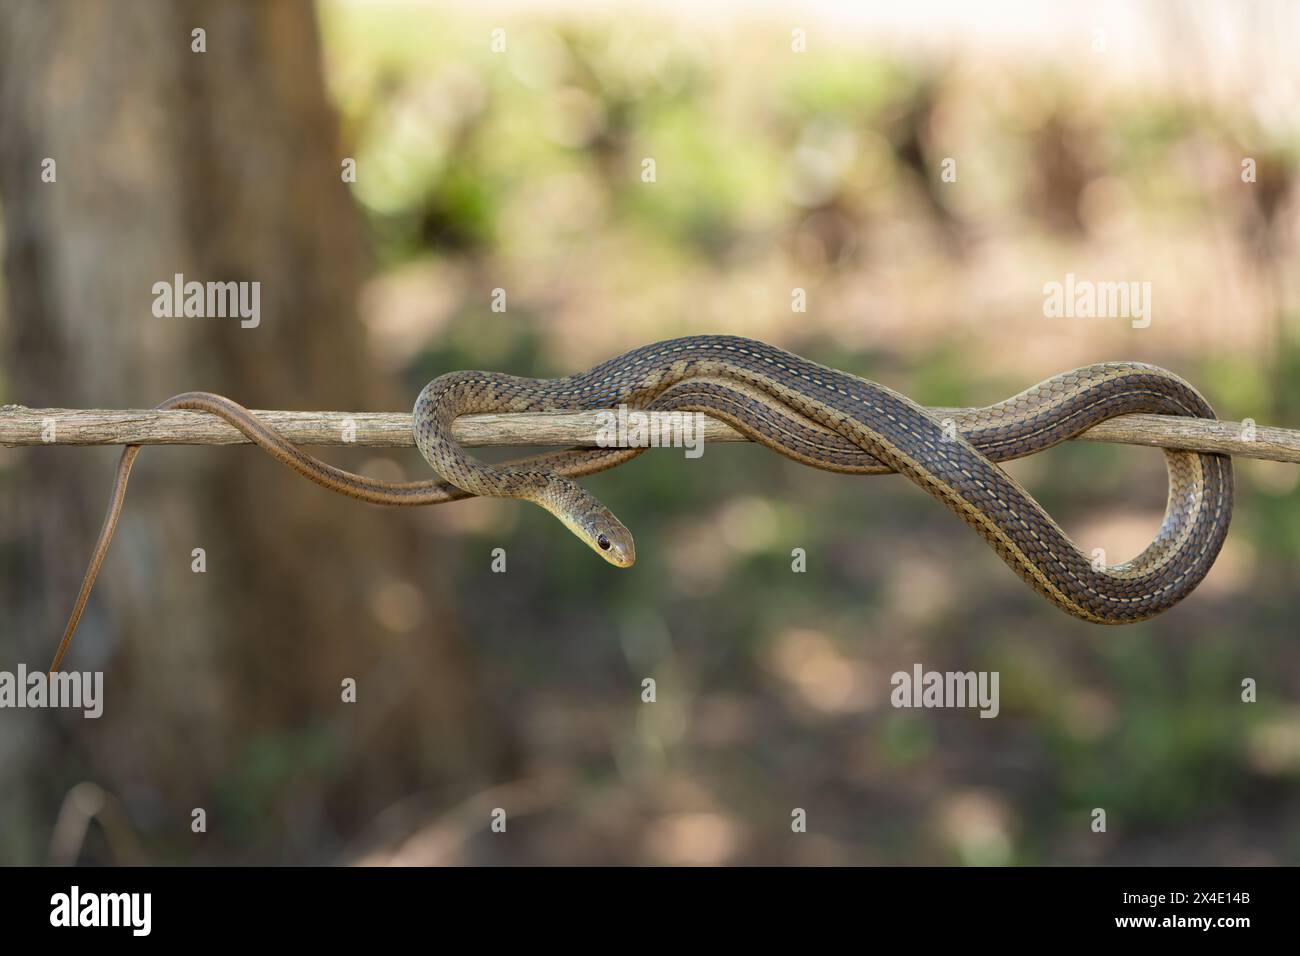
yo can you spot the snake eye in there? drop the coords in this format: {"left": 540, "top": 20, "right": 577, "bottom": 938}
{"left": 598, "top": 534, "right": 611, "bottom": 551}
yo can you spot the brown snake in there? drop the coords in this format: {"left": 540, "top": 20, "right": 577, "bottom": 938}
{"left": 51, "top": 335, "right": 1233, "bottom": 670}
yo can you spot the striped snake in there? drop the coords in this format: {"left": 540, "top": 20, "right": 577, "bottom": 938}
{"left": 51, "top": 335, "right": 1232, "bottom": 670}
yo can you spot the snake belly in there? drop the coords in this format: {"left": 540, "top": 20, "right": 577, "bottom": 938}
{"left": 414, "top": 334, "right": 1233, "bottom": 624}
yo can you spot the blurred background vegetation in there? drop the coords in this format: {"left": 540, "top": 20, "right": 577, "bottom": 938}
{"left": 1, "top": 0, "right": 1298, "bottom": 864}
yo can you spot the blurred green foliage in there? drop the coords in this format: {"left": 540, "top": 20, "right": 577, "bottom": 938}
{"left": 312, "top": 4, "right": 1300, "bottom": 864}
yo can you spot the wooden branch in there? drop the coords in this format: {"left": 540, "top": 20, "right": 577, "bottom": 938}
{"left": 1, "top": 403, "right": 1297, "bottom": 463}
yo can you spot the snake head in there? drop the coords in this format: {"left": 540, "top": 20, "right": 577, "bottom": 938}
{"left": 541, "top": 480, "right": 636, "bottom": 568}
{"left": 579, "top": 507, "right": 636, "bottom": 568}
{"left": 531, "top": 476, "right": 636, "bottom": 567}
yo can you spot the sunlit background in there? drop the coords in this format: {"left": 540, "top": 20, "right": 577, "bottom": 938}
{"left": 2, "top": 0, "right": 1298, "bottom": 865}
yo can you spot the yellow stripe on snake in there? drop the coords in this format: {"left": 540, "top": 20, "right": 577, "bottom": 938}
{"left": 51, "top": 335, "right": 1233, "bottom": 670}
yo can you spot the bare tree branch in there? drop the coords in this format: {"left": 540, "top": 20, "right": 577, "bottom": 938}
{"left": 1, "top": 404, "right": 1296, "bottom": 463}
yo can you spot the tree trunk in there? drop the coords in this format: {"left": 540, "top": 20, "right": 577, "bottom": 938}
{"left": 0, "top": 0, "right": 489, "bottom": 864}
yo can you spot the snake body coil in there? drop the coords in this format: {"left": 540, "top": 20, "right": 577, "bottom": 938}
{"left": 414, "top": 335, "right": 1233, "bottom": 624}
{"left": 52, "top": 334, "right": 1233, "bottom": 671}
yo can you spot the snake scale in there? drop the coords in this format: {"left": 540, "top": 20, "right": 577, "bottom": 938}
{"left": 50, "top": 334, "right": 1233, "bottom": 670}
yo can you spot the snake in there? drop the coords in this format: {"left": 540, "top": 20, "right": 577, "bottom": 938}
{"left": 50, "top": 334, "right": 1233, "bottom": 671}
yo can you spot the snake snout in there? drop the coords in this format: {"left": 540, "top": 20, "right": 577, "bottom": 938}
{"left": 600, "top": 529, "right": 636, "bottom": 568}
{"left": 587, "top": 505, "right": 635, "bottom": 568}
{"left": 590, "top": 514, "right": 635, "bottom": 567}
